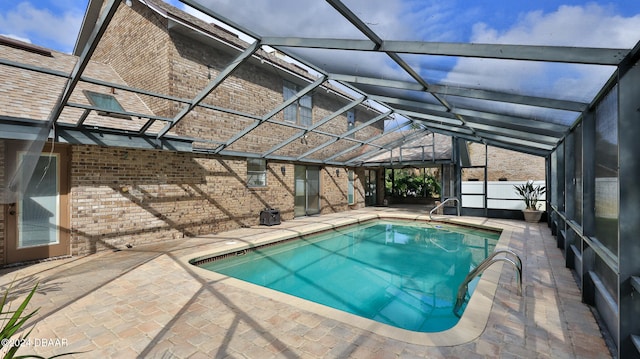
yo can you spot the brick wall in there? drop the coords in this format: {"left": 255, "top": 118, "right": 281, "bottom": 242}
{"left": 94, "top": 1, "right": 384, "bottom": 152}
{"left": 167, "top": 31, "right": 383, "bottom": 156}
{"left": 320, "top": 166, "right": 365, "bottom": 214}
{"left": 69, "top": 145, "right": 359, "bottom": 255}
{"left": 92, "top": 2, "right": 172, "bottom": 117}
{"left": 465, "top": 143, "right": 546, "bottom": 181}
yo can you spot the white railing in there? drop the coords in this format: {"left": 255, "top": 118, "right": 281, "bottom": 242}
{"left": 453, "top": 249, "right": 523, "bottom": 316}
{"left": 429, "top": 197, "right": 459, "bottom": 220}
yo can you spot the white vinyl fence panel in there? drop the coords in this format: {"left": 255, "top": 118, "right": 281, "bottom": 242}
{"left": 461, "top": 181, "right": 546, "bottom": 210}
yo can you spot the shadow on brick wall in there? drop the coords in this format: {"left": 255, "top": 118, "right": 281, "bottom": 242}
{"left": 72, "top": 149, "right": 293, "bottom": 255}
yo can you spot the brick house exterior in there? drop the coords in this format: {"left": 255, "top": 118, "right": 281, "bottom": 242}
{"left": 0, "top": 1, "right": 386, "bottom": 265}
{"left": 0, "top": 0, "right": 545, "bottom": 266}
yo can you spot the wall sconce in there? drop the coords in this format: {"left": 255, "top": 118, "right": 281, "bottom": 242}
{"left": 335, "top": 169, "right": 340, "bottom": 177}
{"left": 281, "top": 166, "right": 286, "bottom": 176}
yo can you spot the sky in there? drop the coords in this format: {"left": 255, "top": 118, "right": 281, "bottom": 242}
{"left": 1, "top": 0, "right": 639, "bottom": 107}
{"left": 2, "top": 0, "right": 638, "bottom": 55}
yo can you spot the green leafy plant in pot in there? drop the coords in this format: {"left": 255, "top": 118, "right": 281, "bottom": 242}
{"left": 514, "top": 180, "right": 546, "bottom": 223}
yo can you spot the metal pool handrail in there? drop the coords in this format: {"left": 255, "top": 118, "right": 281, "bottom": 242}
{"left": 429, "top": 197, "right": 459, "bottom": 220}
{"left": 453, "top": 249, "right": 523, "bottom": 316}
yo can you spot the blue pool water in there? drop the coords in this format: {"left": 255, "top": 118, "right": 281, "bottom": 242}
{"left": 199, "top": 220, "right": 499, "bottom": 332}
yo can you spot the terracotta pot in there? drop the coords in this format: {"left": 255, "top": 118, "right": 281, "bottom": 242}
{"left": 522, "top": 209, "right": 542, "bottom": 223}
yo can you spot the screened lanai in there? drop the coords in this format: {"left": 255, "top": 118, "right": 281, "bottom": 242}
{"left": 2, "top": 0, "right": 634, "bottom": 207}
{"left": 64, "top": 0, "right": 630, "bottom": 160}
{"left": 4, "top": 0, "right": 634, "bottom": 165}
{"left": 1, "top": 0, "right": 640, "bottom": 357}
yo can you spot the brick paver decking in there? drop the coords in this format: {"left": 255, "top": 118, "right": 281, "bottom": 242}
{"left": 1, "top": 208, "right": 611, "bottom": 358}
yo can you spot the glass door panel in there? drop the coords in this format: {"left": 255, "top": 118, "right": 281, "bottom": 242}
{"left": 18, "top": 153, "right": 59, "bottom": 248}
{"left": 294, "top": 165, "right": 321, "bottom": 216}
{"left": 294, "top": 165, "right": 306, "bottom": 217}
{"left": 306, "top": 167, "right": 320, "bottom": 215}
{"left": 6, "top": 144, "right": 70, "bottom": 264}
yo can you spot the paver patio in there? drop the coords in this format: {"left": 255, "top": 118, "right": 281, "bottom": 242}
{"left": 0, "top": 207, "right": 611, "bottom": 358}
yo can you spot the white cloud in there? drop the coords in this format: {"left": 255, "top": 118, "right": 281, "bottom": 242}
{"left": 441, "top": 4, "right": 640, "bottom": 103}
{"left": 171, "top": 1, "right": 639, "bottom": 106}
{"left": 0, "top": 2, "right": 83, "bottom": 53}
{"left": 471, "top": 4, "right": 640, "bottom": 47}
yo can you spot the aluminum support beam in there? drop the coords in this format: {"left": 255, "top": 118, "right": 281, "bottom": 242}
{"left": 345, "top": 128, "right": 430, "bottom": 165}
{"left": 324, "top": 123, "right": 407, "bottom": 162}
{"left": 324, "top": 0, "right": 480, "bottom": 140}
{"left": 617, "top": 52, "right": 640, "bottom": 359}
{"left": 5, "top": 0, "right": 121, "bottom": 199}
{"left": 473, "top": 131, "right": 555, "bottom": 151}
{"left": 581, "top": 110, "right": 596, "bottom": 238}
{"left": 262, "top": 96, "right": 365, "bottom": 157}
{"left": 0, "top": 57, "right": 269, "bottom": 131}
{"left": 453, "top": 108, "right": 570, "bottom": 134}
{"left": 297, "top": 110, "right": 392, "bottom": 160}
{"left": 367, "top": 95, "right": 447, "bottom": 113}
{"left": 215, "top": 149, "right": 345, "bottom": 166}
{"left": 465, "top": 122, "right": 561, "bottom": 145}
{"left": 424, "top": 129, "right": 479, "bottom": 144}
{"left": 262, "top": 37, "right": 628, "bottom": 65}
{"left": 179, "top": 0, "right": 262, "bottom": 41}
{"left": 215, "top": 76, "right": 326, "bottom": 153}
{"left": 0, "top": 120, "right": 46, "bottom": 141}
{"left": 0, "top": 58, "right": 70, "bottom": 78}
{"left": 66, "top": 102, "right": 174, "bottom": 123}
{"left": 328, "top": 73, "right": 588, "bottom": 112}
{"left": 427, "top": 84, "right": 588, "bottom": 113}
{"left": 38, "top": 120, "right": 363, "bottom": 166}
{"left": 55, "top": 126, "right": 193, "bottom": 152}
{"left": 76, "top": 110, "right": 91, "bottom": 127}
{"left": 395, "top": 110, "right": 464, "bottom": 127}
{"left": 482, "top": 138, "right": 550, "bottom": 157}
{"left": 409, "top": 119, "right": 476, "bottom": 137}
{"left": 328, "top": 73, "right": 423, "bottom": 91}
{"left": 47, "top": 0, "right": 120, "bottom": 126}
{"left": 336, "top": 74, "right": 577, "bottom": 145}
{"left": 157, "top": 40, "right": 261, "bottom": 138}
{"left": 324, "top": 0, "right": 383, "bottom": 47}
{"left": 461, "top": 115, "right": 567, "bottom": 138}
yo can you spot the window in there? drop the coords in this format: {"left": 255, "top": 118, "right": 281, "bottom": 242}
{"left": 83, "top": 90, "right": 130, "bottom": 119}
{"left": 247, "top": 159, "right": 267, "bottom": 187}
{"left": 283, "top": 80, "right": 312, "bottom": 126}
{"left": 348, "top": 170, "right": 355, "bottom": 204}
{"left": 346, "top": 110, "right": 355, "bottom": 138}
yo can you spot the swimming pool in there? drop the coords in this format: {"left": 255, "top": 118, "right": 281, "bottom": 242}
{"left": 195, "top": 220, "right": 499, "bottom": 333}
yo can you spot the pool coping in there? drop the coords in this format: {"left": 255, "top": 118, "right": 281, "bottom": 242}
{"left": 181, "top": 213, "right": 513, "bottom": 346}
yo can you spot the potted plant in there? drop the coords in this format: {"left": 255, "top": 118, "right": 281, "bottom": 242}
{"left": 513, "top": 180, "right": 546, "bottom": 223}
